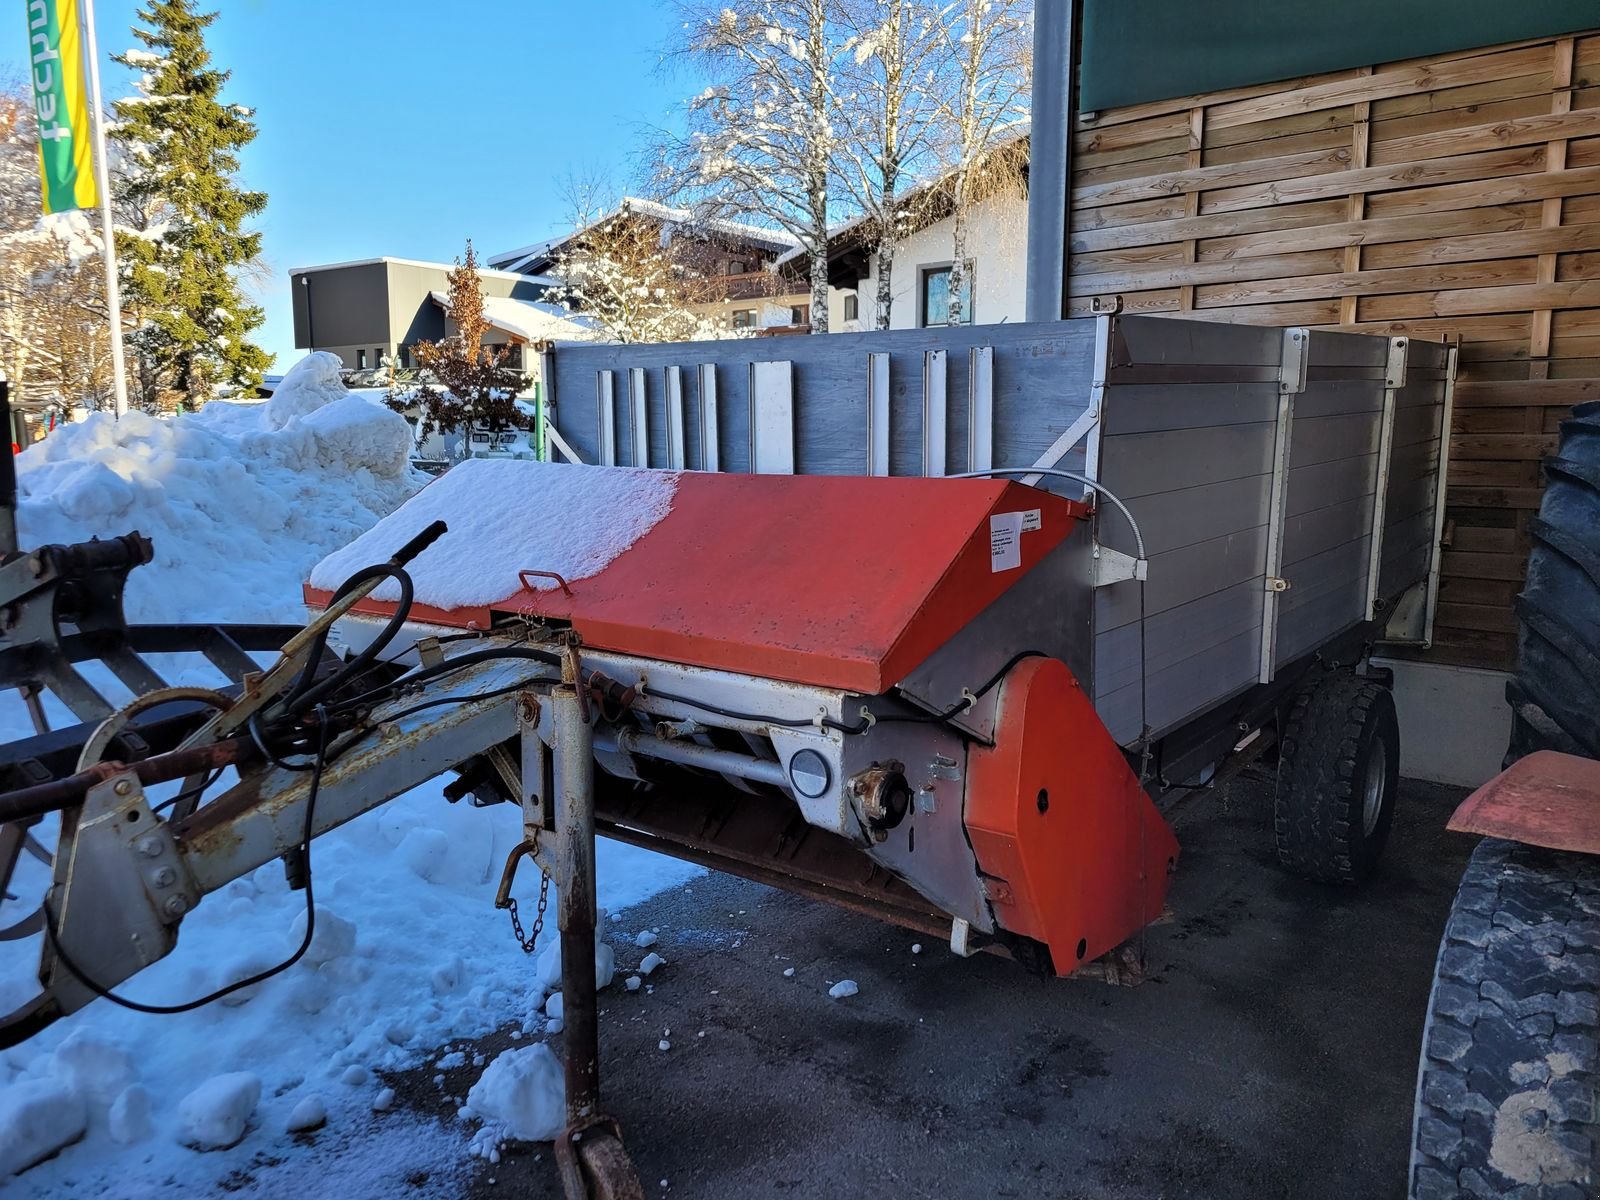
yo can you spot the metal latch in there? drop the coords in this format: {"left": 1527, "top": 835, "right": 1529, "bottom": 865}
{"left": 1092, "top": 544, "right": 1148, "bottom": 587}
{"left": 1265, "top": 577, "right": 1291, "bottom": 593}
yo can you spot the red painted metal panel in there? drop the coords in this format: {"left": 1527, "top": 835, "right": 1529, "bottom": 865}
{"left": 1448, "top": 750, "right": 1600, "bottom": 856}
{"left": 307, "top": 473, "right": 1088, "bottom": 693}
{"left": 964, "top": 656, "right": 1180, "bottom": 974}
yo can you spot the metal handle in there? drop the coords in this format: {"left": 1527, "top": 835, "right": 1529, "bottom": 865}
{"left": 391, "top": 520, "right": 447, "bottom": 566}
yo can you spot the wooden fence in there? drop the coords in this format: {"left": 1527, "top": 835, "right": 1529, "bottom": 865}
{"left": 1067, "top": 30, "right": 1600, "bottom": 670}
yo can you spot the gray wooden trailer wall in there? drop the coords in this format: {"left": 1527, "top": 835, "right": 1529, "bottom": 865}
{"left": 541, "top": 315, "right": 1453, "bottom": 749}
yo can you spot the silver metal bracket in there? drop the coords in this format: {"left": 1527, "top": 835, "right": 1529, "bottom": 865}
{"left": 1278, "top": 327, "right": 1310, "bottom": 395}
{"left": 1092, "top": 543, "right": 1148, "bottom": 587}
{"left": 950, "top": 916, "right": 975, "bottom": 958}
{"left": 1265, "top": 576, "right": 1290, "bottom": 593}
{"left": 1385, "top": 336, "right": 1409, "bottom": 388}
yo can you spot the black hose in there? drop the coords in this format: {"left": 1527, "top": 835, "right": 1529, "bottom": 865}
{"left": 284, "top": 563, "right": 415, "bottom": 716}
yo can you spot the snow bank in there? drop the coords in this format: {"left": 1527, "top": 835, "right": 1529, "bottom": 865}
{"left": 309, "top": 459, "right": 678, "bottom": 610}
{"left": 0, "top": 353, "right": 703, "bottom": 1197}
{"left": 15, "top": 350, "right": 423, "bottom": 624}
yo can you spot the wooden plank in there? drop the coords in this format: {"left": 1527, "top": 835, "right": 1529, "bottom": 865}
{"left": 1368, "top": 107, "right": 1600, "bottom": 166}
{"left": 1434, "top": 601, "right": 1519, "bottom": 633}
{"left": 1205, "top": 44, "right": 1556, "bottom": 131}
{"left": 1454, "top": 377, "right": 1600, "bottom": 406}
{"left": 1076, "top": 144, "right": 1354, "bottom": 209}
{"left": 1371, "top": 91, "right": 1554, "bottom": 144}
{"left": 1194, "top": 259, "right": 1536, "bottom": 309}
{"left": 1372, "top": 71, "right": 1556, "bottom": 123}
{"left": 1449, "top": 433, "right": 1559, "bottom": 459}
{"left": 1197, "top": 205, "right": 1545, "bottom": 262}
{"left": 1361, "top": 163, "right": 1600, "bottom": 217}
{"left": 1448, "top": 525, "right": 1520, "bottom": 551}
{"left": 1072, "top": 248, "right": 1368, "bottom": 296}
{"left": 1342, "top": 74, "right": 1373, "bottom": 326}
{"left": 1358, "top": 222, "right": 1600, "bottom": 270}
{"left": 1532, "top": 39, "right": 1577, "bottom": 362}
{"left": 1203, "top": 145, "right": 1547, "bottom": 215}
{"left": 1449, "top": 460, "right": 1542, "bottom": 486}
{"left": 1448, "top": 486, "right": 1547, "bottom": 508}
{"left": 1439, "top": 577, "right": 1521, "bottom": 608}
{"left": 1432, "top": 280, "right": 1600, "bottom": 316}
{"left": 1073, "top": 194, "right": 1194, "bottom": 232}
{"left": 1179, "top": 107, "right": 1204, "bottom": 312}
{"left": 1134, "top": 298, "right": 1343, "bottom": 326}
{"left": 1442, "top": 550, "right": 1530, "bottom": 581}
{"left": 1070, "top": 198, "right": 1346, "bottom": 253}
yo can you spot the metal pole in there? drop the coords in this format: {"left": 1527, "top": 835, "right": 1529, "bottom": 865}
{"left": 1024, "top": 0, "right": 1075, "bottom": 323}
{"left": 553, "top": 678, "right": 600, "bottom": 1124}
{"left": 0, "top": 373, "right": 17, "bottom": 558}
{"left": 77, "top": 0, "right": 130, "bottom": 417}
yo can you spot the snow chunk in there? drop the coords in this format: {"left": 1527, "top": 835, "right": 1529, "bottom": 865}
{"left": 339, "top": 1064, "right": 369, "bottom": 1087}
{"left": 177, "top": 1072, "right": 261, "bottom": 1150}
{"left": 657, "top": 1040, "right": 671, "bottom": 1052}
{"left": 536, "top": 928, "right": 616, "bottom": 991}
{"left": 54, "top": 460, "right": 135, "bottom": 521}
{"left": 782, "top": 967, "right": 795, "bottom": 978}
{"left": 399, "top": 827, "right": 452, "bottom": 883}
{"left": 287, "top": 905, "right": 357, "bottom": 965}
{"left": 285, "top": 1095, "right": 326, "bottom": 1133}
{"left": 308, "top": 460, "right": 679, "bottom": 610}
{"left": 51, "top": 1028, "right": 139, "bottom": 1103}
{"left": 624, "top": 976, "right": 642, "bottom": 992}
{"left": 265, "top": 351, "right": 348, "bottom": 428}
{"left": 635, "top": 931, "right": 658, "bottom": 948}
{"left": 911, "top": 943, "right": 923, "bottom": 955}
{"left": 828, "top": 980, "right": 859, "bottom": 999}
{"left": 639, "top": 952, "right": 665, "bottom": 977}
{"left": 545, "top": 992, "right": 564, "bottom": 1021}
{"left": 109, "top": 1085, "right": 152, "bottom": 1145}
{"left": 465, "top": 1045, "right": 565, "bottom": 1142}
{"left": 0, "top": 1078, "right": 87, "bottom": 1175}
{"left": 372, "top": 1087, "right": 396, "bottom": 1112}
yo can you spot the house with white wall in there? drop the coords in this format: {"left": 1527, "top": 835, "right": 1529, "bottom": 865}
{"left": 808, "top": 132, "right": 1031, "bottom": 332}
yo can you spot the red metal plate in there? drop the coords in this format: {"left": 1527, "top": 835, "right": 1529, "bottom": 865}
{"left": 1448, "top": 750, "right": 1600, "bottom": 855}
{"left": 306, "top": 472, "right": 1087, "bottom": 694}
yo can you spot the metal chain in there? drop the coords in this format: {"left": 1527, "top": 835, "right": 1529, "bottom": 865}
{"left": 505, "top": 832, "right": 552, "bottom": 954}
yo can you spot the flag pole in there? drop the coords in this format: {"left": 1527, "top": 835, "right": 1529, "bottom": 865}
{"left": 76, "top": 0, "right": 129, "bottom": 418}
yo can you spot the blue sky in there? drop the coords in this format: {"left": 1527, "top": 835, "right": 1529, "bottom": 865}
{"left": 5, "top": 0, "right": 691, "bottom": 366}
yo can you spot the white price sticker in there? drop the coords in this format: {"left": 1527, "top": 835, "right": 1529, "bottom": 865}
{"left": 989, "top": 512, "right": 1023, "bottom": 573}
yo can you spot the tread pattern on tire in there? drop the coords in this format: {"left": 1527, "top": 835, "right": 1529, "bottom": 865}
{"left": 1410, "top": 838, "right": 1600, "bottom": 1199}
{"left": 1508, "top": 400, "right": 1600, "bottom": 765}
{"left": 1273, "top": 671, "right": 1393, "bottom": 884}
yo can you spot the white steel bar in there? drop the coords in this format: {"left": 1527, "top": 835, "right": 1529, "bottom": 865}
{"left": 967, "top": 346, "right": 994, "bottom": 473}
{"left": 596, "top": 371, "right": 616, "bottom": 465}
{"left": 628, "top": 366, "right": 648, "bottom": 467}
{"left": 867, "top": 352, "right": 890, "bottom": 476}
{"left": 749, "top": 360, "right": 795, "bottom": 474}
{"left": 698, "top": 364, "right": 720, "bottom": 471}
{"left": 664, "top": 366, "right": 686, "bottom": 469}
{"left": 923, "top": 349, "right": 947, "bottom": 477}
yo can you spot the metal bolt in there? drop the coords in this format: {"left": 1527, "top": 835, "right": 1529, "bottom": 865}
{"left": 162, "top": 894, "right": 189, "bottom": 918}
{"left": 137, "top": 836, "right": 163, "bottom": 858}
{"left": 379, "top": 723, "right": 401, "bottom": 742}
{"left": 150, "top": 865, "right": 176, "bottom": 889}
{"left": 113, "top": 779, "right": 133, "bottom": 796}
{"left": 26, "top": 556, "right": 42, "bottom": 577}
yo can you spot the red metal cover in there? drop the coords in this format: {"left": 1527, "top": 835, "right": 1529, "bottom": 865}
{"left": 307, "top": 472, "right": 1087, "bottom": 694}
{"left": 1448, "top": 750, "right": 1600, "bottom": 856}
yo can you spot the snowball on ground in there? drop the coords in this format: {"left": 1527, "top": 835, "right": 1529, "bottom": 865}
{"left": 465, "top": 1046, "right": 565, "bottom": 1143}
{"left": 372, "top": 1088, "right": 396, "bottom": 1113}
{"left": 399, "top": 826, "right": 452, "bottom": 883}
{"left": 828, "top": 980, "right": 859, "bottom": 1000}
{"left": 177, "top": 1073, "right": 261, "bottom": 1150}
{"left": 0, "top": 1079, "right": 87, "bottom": 1176}
{"left": 285, "top": 1095, "right": 326, "bottom": 1133}
{"left": 307, "top": 459, "right": 680, "bottom": 611}
{"left": 286, "top": 905, "right": 357, "bottom": 965}
{"left": 108, "top": 1086, "right": 152, "bottom": 1145}
{"left": 544, "top": 992, "right": 564, "bottom": 1021}
{"left": 50, "top": 1028, "right": 138, "bottom": 1103}
{"left": 638, "top": 952, "right": 665, "bottom": 977}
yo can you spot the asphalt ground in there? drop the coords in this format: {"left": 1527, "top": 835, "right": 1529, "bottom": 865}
{"left": 372, "top": 769, "right": 1476, "bottom": 1200}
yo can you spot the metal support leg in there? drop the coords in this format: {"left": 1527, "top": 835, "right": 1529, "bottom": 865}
{"left": 550, "top": 670, "right": 642, "bottom": 1200}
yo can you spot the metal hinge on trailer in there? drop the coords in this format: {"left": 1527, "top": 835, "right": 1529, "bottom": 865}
{"left": 1092, "top": 543, "right": 1148, "bottom": 587}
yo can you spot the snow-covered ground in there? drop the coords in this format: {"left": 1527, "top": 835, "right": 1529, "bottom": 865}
{"left": 0, "top": 354, "right": 700, "bottom": 1194}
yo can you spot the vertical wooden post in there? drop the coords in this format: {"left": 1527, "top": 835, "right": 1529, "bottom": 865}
{"left": 1528, "top": 37, "right": 1575, "bottom": 374}
{"left": 1178, "top": 106, "right": 1205, "bottom": 312}
{"left": 1339, "top": 68, "right": 1374, "bottom": 328}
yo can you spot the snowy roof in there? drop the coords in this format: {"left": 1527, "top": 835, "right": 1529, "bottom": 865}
{"left": 287, "top": 256, "right": 554, "bottom": 286}
{"left": 428, "top": 291, "right": 601, "bottom": 343}
{"left": 488, "top": 197, "right": 798, "bottom": 273}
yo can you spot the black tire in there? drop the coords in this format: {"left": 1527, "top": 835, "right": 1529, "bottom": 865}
{"left": 1409, "top": 839, "right": 1600, "bottom": 1199}
{"left": 1507, "top": 400, "right": 1600, "bottom": 767}
{"left": 1273, "top": 670, "right": 1400, "bottom": 884}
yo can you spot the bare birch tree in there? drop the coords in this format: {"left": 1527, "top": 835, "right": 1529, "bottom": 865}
{"left": 833, "top": 0, "right": 949, "bottom": 328}
{"left": 935, "top": 0, "right": 1030, "bottom": 325}
{"left": 661, "top": 0, "right": 843, "bottom": 332}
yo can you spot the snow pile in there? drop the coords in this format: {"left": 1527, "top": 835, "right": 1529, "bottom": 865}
{"left": 465, "top": 1045, "right": 565, "bottom": 1143}
{"left": 309, "top": 459, "right": 679, "bottom": 610}
{"left": 15, "top": 350, "right": 424, "bottom": 624}
{"left": 0, "top": 352, "right": 702, "bottom": 1196}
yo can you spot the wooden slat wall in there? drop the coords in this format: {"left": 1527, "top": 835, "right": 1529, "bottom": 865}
{"left": 1069, "top": 31, "right": 1600, "bottom": 670}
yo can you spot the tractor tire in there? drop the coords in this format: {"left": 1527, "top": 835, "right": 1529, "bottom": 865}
{"left": 1507, "top": 400, "right": 1600, "bottom": 767}
{"left": 1273, "top": 670, "right": 1399, "bottom": 884}
{"left": 1409, "top": 838, "right": 1600, "bottom": 1199}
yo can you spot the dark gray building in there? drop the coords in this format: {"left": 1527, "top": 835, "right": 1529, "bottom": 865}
{"left": 288, "top": 257, "right": 554, "bottom": 370}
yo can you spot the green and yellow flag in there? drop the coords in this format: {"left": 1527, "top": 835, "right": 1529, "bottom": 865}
{"left": 25, "top": 0, "right": 97, "bottom": 213}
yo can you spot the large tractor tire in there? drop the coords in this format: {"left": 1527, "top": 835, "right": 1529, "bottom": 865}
{"left": 1409, "top": 839, "right": 1600, "bottom": 1199}
{"left": 1273, "top": 669, "right": 1400, "bottom": 884}
{"left": 1506, "top": 400, "right": 1600, "bottom": 766}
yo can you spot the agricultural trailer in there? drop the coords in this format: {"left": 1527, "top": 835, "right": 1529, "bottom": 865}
{"left": 0, "top": 313, "right": 1462, "bottom": 1197}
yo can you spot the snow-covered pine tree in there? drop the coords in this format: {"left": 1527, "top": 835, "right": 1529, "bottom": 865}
{"left": 936, "top": 0, "right": 1030, "bottom": 326}
{"left": 666, "top": 0, "right": 844, "bottom": 332}
{"left": 394, "top": 242, "right": 530, "bottom": 454}
{"left": 834, "top": 0, "right": 948, "bottom": 329}
{"left": 111, "top": 0, "right": 268, "bottom": 409}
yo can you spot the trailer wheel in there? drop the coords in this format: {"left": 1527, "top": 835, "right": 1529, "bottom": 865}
{"left": 1409, "top": 839, "right": 1600, "bottom": 1199}
{"left": 1273, "top": 670, "right": 1399, "bottom": 884}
